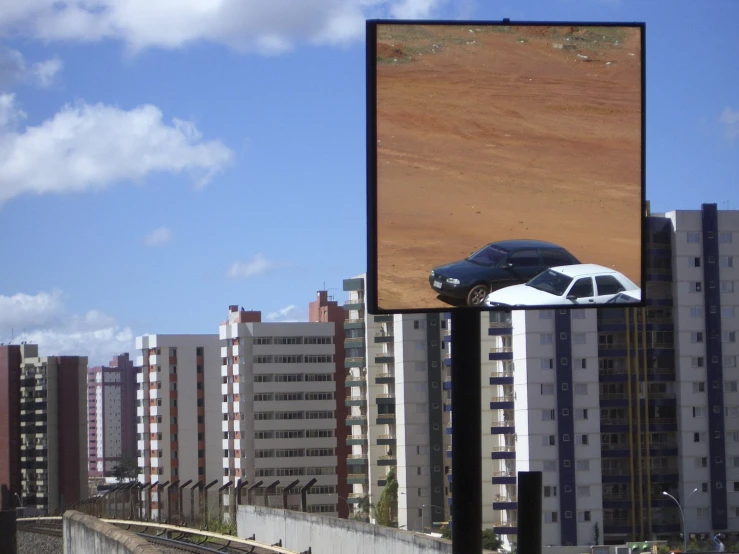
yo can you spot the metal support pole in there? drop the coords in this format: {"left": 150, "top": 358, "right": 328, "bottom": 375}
{"left": 450, "top": 310, "right": 482, "bottom": 554}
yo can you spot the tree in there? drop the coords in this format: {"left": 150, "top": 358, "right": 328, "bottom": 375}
{"left": 112, "top": 456, "right": 140, "bottom": 482}
{"left": 375, "top": 467, "right": 398, "bottom": 526}
{"left": 482, "top": 529, "right": 503, "bottom": 551}
{"left": 594, "top": 522, "right": 600, "bottom": 545}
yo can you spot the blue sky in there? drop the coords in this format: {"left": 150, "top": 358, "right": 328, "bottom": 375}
{"left": 0, "top": 0, "right": 737, "bottom": 364}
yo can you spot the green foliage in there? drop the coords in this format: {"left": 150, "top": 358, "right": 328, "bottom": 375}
{"left": 482, "top": 529, "right": 503, "bottom": 551}
{"left": 594, "top": 522, "right": 600, "bottom": 545}
{"left": 375, "top": 468, "right": 398, "bottom": 526}
{"left": 206, "top": 517, "right": 236, "bottom": 536}
{"left": 441, "top": 525, "right": 452, "bottom": 540}
{"left": 656, "top": 545, "right": 670, "bottom": 554}
{"left": 112, "top": 456, "right": 139, "bottom": 482}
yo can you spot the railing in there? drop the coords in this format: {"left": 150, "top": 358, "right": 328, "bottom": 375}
{"left": 348, "top": 492, "right": 365, "bottom": 498}
{"left": 602, "top": 492, "right": 630, "bottom": 499}
{"left": 491, "top": 395, "right": 515, "bottom": 403}
{"left": 376, "top": 372, "right": 394, "bottom": 379}
{"left": 647, "top": 267, "right": 671, "bottom": 274}
{"left": 492, "top": 471, "right": 516, "bottom": 477}
{"left": 489, "top": 321, "right": 512, "bottom": 328}
{"left": 348, "top": 454, "right": 368, "bottom": 460}
{"left": 490, "top": 346, "right": 513, "bottom": 353}
{"left": 491, "top": 420, "right": 515, "bottom": 427}
{"left": 646, "top": 391, "right": 677, "bottom": 399}
{"left": 377, "top": 434, "right": 395, "bottom": 440}
{"left": 599, "top": 392, "right": 629, "bottom": 400}
{"left": 647, "top": 342, "right": 674, "bottom": 349}
{"left": 604, "top": 518, "right": 631, "bottom": 526}
{"left": 345, "top": 376, "right": 366, "bottom": 384}
{"left": 599, "top": 368, "right": 627, "bottom": 376}
{"left": 494, "top": 495, "right": 517, "bottom": 503}
{"left": 377, "top": 393, "right": 395, "bottom": 399}
{"left": 378, "top": 455, "right": 396, "bottom": 461}
{"left": 601, "top": 443, "right": 630, "bottom": 450}
{"left": 650, "top": 466, "right": 679, "bottom": 474}
{"left": 344, "top": 298, "right": 365, "bottom": 305}
{"left": 347, "top": 434, "right": 367, "bottom": 441}
{"left": 346, "top": 396, "right": 366, "bottom": 402}
{"left": 345, "top": 319, "right": 364, "bottom": 324}
{"left": 491, "top": 519, "right": 518, "bottom": 527}
{"left": 490, "top": 369, "right": 514, "bottom": 378}
{"left": 376, "top": 413, "right": 395, "bottom": 420}
{"left": 491, "top": 446, "right": 515, "bottom": 453}
{"left": 601, "top": 468, "right": 631, "bottom": 476}
{"left": 346, "top": 415, "right": 367, "bottom": 421}
{"left": 345, "top": 357, "right": 365, "bottom": 363}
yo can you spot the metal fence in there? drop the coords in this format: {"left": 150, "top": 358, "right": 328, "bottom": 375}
{"left": 68, "top": 477, "right": 319, "bottom": 529}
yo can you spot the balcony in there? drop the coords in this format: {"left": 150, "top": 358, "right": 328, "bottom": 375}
{"left": 491, "top": 395, "right": 515, "bottom": 403}
{"left": 375, "top": 372, "right": 394, "bottom": 385}
{"left": 375, "top": 355, "right": 395, "bottom": 364}
{"left": 376, "top": 393, "right": 395, "bottom": 405}
{"left": 489, "top": 346, "right": 513, "bottom": 361}
{"left": 345, "top": 396, "right": 367, "bottom": 407}
{"left": 346, "top": 434, "right": 368, "bottom": 446}
{"left": 346, "top": 415, "right": 367, "bottom": 426}
{"left": 490, "top": 369, "right": 514, "bottom": 378}
{"left": 345, "top": 357, "right": 366, "bottom": 369}
{"left": 374, "top": 331, "right": 393, "bottom": 343}
{"left": 344, "top": 298, "right": 366, "bottom": 311}
{"left": 343, "top": 319, "right": 365, "bottom": 331}
{"left": 347, "top": 474, "right": 369, "bottom": 485}
{"left": 347, "top": 454, "right": 369, "bottom": 466}
{"left": 490, "top": 420, "right": 515, "bottom": 428}
{"left": 345, "top": 375, "right": 366, "bottom": 387}
{"left": 377, "top": 434, "right": 396, "bottom": 446}
{"left": 347, "top": 493, "right": 366, "bottom": 503}
{"left": 344, "top": 337, "right": 365, "bottom": 349}
{"left": 376, "top": 413, "right": 396, "bottom": 424}
{"left": 377, "top": 455, "right": 397, "bottom": 466}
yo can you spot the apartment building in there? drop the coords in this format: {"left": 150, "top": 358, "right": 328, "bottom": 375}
{"left": 16, "top": 344, "right": 88, "bottom": 513}
{"left": 135, "top": 334, "right": 222, "bottom": 517}
{"left": 220, "top": 306, "right": 339, "bottom": 514}
{"left": 88, "top": 353, "right": 136, "bottom": 478}
{"left": 309, "top": 290, "right": 351, "bottom": 518}
{"left": 0, "top": 345, "right": 22, "bottom": 504}
{"left": 343, "top": 275, "right": 446, "bottom": 531}
{"left": 443, "top": 203, "right": 739, "bottom": 549}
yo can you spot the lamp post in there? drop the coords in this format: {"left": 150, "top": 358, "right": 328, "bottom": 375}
{"left": 422, "top": 504, "right": 444, "bottom": 533}
{"left": 663, "top": 488, "right": 698, "bottom": 553}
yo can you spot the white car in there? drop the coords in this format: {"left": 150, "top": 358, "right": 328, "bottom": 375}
{"left": 482, "top": 264, "right": 641, "bottom": 307}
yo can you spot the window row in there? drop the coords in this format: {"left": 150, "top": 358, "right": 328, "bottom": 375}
{"left": 253, "top": 392, "right": 335, "bottom": 401}
{"left": 254, "top": 355, "right": 335, "bottom": 364}
{"left": 253, "top": 410, "right": 334, "bottom": 420}
{"left": 686, "top": 231, "right": 734, "bottom": 244}
{"left": 688, "top": 280, "right": 735, "bottom": 293}
{"left": 253, "top": 336, "right": 334, "bottom": 345}
{"left": 254, "top": 373, "right": 334, "bottom": 382}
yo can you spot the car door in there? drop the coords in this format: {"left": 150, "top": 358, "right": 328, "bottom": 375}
{"left": 502, "top": 249, "right": 542, "bottom": 284}
{"left": 593, "top": 275, "right": 628, "bottom": 303}
{"left": 565, "top": 277, "right": 596, "bottom": 304}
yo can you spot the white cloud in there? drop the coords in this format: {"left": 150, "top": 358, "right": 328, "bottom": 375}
{"left": 30, "top": 56, "right": 63, "bottom": 87}
{"left": 226, "top": 254, "right": 277, "bottom": 279}
{"left": 0, "top": 47, "right": 63, "bottom": 88}
{"left": 0, "top": 290, "right": 134, "bottom": 366}
{"left": 0, "top": 95, "right": 233, "bottom": 207}
{"left": 265, "top": 304, "right": 299, "bottom": 321}
{"left": 0, "top": 0, "right": 447, "bottom": 54}
{"left": 720, "top": 107, "right": 739, "bottom": 140}
{"left": 144, "top": 226, "right": 172, "bottom": 246}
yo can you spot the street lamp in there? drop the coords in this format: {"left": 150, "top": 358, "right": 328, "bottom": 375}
{"left": 422, "top": 504, "right": 444, "bottom": 532}
{"left": 663, "top": 488, "right": 698, "bottom": 553}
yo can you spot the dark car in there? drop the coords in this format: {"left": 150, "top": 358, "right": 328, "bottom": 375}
{"left": 429, "top": 239, "right": 581, "bottom": 306}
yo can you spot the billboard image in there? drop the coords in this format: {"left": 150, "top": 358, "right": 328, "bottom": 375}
{"left": 367, "top": 21, "right": 646, "bottom": 313}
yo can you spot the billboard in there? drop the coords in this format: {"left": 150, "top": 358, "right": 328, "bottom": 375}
{"left": 366, "top": 20, "right": 646, "bottom": 313}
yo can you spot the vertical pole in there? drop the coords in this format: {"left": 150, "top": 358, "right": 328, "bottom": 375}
{"left": 450, "top": 310, "right": 481, "bottom": 554}
{"left": 517, "top": 471, "right": 543, "bottom": 554}
{"left": 0, "top": 484, "right": 17, "bottom": 554}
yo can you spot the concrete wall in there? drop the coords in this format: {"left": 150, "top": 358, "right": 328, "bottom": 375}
{"left": 63, "top": 510, "right": 163, "bottom": 553}
{"left": 238, "top": 504, "right": 495, "bottom": 554}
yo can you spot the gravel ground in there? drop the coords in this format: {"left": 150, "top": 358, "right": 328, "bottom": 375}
{"left": 17, "top": 531, "right": 63, "bottom": 554}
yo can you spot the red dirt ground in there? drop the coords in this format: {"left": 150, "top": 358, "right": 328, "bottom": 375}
{"left": 375, "top": 24, "right": 643, "bottom": 311}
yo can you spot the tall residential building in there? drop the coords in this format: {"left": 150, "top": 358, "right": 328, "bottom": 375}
{"left": 0, "top": 345, "right": 22, "bottom": 504}
{"left": 220, "top": 306, "right": 339, "bottom": 514}
{"left": 87, "top": 353, "right": 137, "bottom": 478}
{"left": 135, "top": 334, "right": 222, "bottom": 515}
{"left": 343, "top": 275, "right": 446, "bottom": 531}
{"left": 17, "top": 344, "right": 88, "bottom": 514}
{"left": 443, "top": 203, "right": 738, "bottom": 549}
{"left": 309, "top": 290, "right": 350, "bottom": 518}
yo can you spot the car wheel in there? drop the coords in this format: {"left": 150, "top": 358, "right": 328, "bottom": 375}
{"left": 466, "top": 284, "right": 489, "bottom": 306}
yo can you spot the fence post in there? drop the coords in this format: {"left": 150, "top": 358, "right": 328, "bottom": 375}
{"left": 282, "top": 480, "right": 300, "bottom": 509}
{"left": 178, "top": 480, "right": 192, "bottom": 523}
{"left": 300, "top": 479, "right": 318, "bottom": 513}
{"left": 247, "top": 481, "right": 263, "bottom": 506}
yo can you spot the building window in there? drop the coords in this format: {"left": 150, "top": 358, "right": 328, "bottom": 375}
{"left": 577, "top": 434, "right": 589, "bottom": 446}
{"left": 690, "top": 282, "right": 703, "bottom": 293}
{"left": 720, "top": 256, "right": 734, "bottom": 268}
{"left": 541, "top": 384, "right": 554, "bottom": 395}
{"left": 576, "top": 460, "right": 590, "bottom": 471}
{"left": 543, "top": 460, "right": 557, "bottom": 472}
{"left": 723, "top": 307, "right": 736, "bottom": 318}
{"left": 691, "top": 332, "right": 704, "bottom": 343}
{"left": 692, "top": 356, "right": 705, "bottom": 368}
{"left": 687, "top": 231, "right": 701, "bottom": 243}
{"left": 577, "top": 486, "right": 590, "bottom": 498}
{"left": 540, "top": 310, "right": 553, "bottom": 320}
{"left": 544, "top": 486, "right": 557, "bottom": 497}
{"left": 545, "top": 512, "right": 558, "bottom": 523}
{"left": 575, "top": 409, "right": 588, "bottom": 420}
{"left": 693, "top": 382, "right": 706, "bottom": 393}
{"left": 690, "top": 307, "right": 703, "bottom": 318}
{"left": 543, "top": 435, "right": 556, "bottom": 446}
{"left": 572, "top": 333, "right": 586, "bottom": 345}
{"left": 723, "top": 331, "right": 737, "bottom": 343}
{"left": 697, "top": 507, "right": 709, "bottom": 518}
{"left": 721, "top": 281, "right": 735, "bottom": 293}
{"left": 577, "top": 511, "right": 592, "bottom": 522}
{"left": 690, "top": 257, "right": 702, "bottom": 267}
{"left": 541, "top": 358, "right": 553, "bottom": 370}
{"left": 540, "top": 334, "right": 553, "bottom": 345}
{"left": 693, "top": 406, "right": 706, "bottom": 418}
{"left": 574, "top": 384, "right": 587, "bottom": 395}
{"left": 725, "top": 379, "right": 738, "bottom": 391}
{"left": 542, "top": 409, "right": 555, "bottom": 421}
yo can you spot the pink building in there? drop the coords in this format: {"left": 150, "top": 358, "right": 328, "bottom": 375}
{"left": 87, "top": 354, "right": 136, "bottom": 478}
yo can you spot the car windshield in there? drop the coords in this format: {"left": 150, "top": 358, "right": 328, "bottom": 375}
{"left": 467, "top": 244, "right": 507, "bottom": 266}
{"left": 526, "top": 269, "right": 573, "bottom": 296}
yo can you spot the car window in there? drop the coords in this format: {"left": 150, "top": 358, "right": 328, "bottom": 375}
{"left": 508, "top": 249, "right": 540, "bottom": 267}
{"left": 467, "top": 244, "right": 507, "bottom": 266}
{"left": 541, "top": 249, "right": 575, "bottom": 267}
{"left": 568, "top": 277, "right": 594, "bottom": 298}
{"left": 595, "top": 275, "right": 626, "bottom": 295}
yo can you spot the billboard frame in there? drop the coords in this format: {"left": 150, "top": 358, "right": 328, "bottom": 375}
{"left": 366, "top": 18, "right": 648, "bottom": 315}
